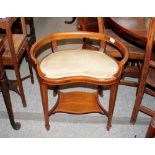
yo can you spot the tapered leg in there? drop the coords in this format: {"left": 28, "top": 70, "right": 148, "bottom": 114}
{"left": 135, "top": 62, "right": 142, "bottom": 96}
{"left": 6, "top": 24, "right": 27, "bottom": 107}
{"left": 98, "top": 85, "right": 103, "bottom": 97}
{"left": 53, "top": 85, "right": 59, "bottom": 97}
{"left": 130, "top": 80, "right": 146, "bottom": 124}
{"left": 0, "top": 74, "right": 21, "bottom": 130}
{"left": 39, "top": 81, "right": 50, "bottom": 130}
{"left": 25, "top": 47, "right": 34, "bottom": 84}
{"left": 13, "top": 62, "right": 27, "bottom": 107}
{"left": 107, "top": 83, "right": 119, "bottom": 131}
{"left": 145, "top": 114, "right": 155, "bottom": 138}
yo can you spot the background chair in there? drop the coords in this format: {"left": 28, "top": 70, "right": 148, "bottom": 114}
{"left": 1, "top": 17, "right": 37, "bottom": 48}
{"left": 30, "top": 31, "right": 128, "bottom": 131}
{"left": 0, "top": 17, "right": 34, "bottom": 107}
{"left": 0, "top": 38, "right": 21, "bottom": 130}
{"left": 130, "top": 18, "right": 155, "bottom": 126}
{"left": 77, "top": 17, "right": 147, "bottom": 87}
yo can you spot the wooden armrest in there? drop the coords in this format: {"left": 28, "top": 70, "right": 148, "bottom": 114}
{"left": 30, "top": 31, "right": 129, "bottom": 69}
{"left": 104, "top": 35, "right": 129, "bottom": 68}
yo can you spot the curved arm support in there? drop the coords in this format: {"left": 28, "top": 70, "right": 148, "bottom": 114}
{"left": 30, "top": 32, "right": 129, "bottom": 78}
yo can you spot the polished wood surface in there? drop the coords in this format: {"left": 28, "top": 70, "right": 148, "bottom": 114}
{"left": 77, "top": 17, "right": 153, "bottom": 47}
{"left": 30, "top": 26, "right": 128, "bottom": 131}
{"left": 106, "top": 17, "right": 154, "bottom": 48}
{"left": 0, "top": 38, "right": 21, "bottom": 130}
{"left": 49, "top": 91, "right": 107, "bottom": 115}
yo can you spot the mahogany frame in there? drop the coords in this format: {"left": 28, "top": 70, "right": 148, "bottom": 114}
{"left": 30, "top": 31, "right": 128, "bottom": 131}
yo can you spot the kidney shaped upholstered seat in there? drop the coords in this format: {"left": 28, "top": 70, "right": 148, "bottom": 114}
{"left": 39, "top": 49, "right": 119, "bottom": 79}
{"left": 30, "top": 31, "right": 129, "bottom": 131}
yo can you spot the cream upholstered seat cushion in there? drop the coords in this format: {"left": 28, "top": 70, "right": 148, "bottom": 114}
{"left": 40, "top": 49, "right": 119, "bottom": 79}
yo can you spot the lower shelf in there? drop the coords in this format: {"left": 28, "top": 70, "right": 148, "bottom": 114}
{"left": 50, "top": 91, "right": 106, "bottom": 115}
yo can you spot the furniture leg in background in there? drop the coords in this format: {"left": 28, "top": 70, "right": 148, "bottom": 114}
{"left": 145, "top": 113, "right": 155, "bottom": 138}
{"left": 0, "top": 17, "right": 34, "bottom": 107}
{"left": 0, "top": 39, "right": 21, "bottom": 130}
